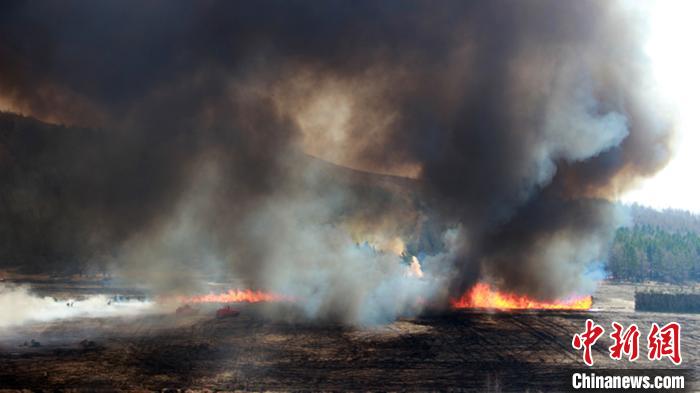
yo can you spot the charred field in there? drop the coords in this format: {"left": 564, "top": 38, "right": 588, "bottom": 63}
{"left": 0, "top": 282, "right": 697, "bottom": 392}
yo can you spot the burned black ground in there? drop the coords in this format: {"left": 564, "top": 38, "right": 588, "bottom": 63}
{"left": 0, "top": 284, "right": 697, "bottom": 392}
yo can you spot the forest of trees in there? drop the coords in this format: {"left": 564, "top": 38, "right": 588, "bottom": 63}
{"left": 607, "top": 205, "right": 700, "bottom": 283}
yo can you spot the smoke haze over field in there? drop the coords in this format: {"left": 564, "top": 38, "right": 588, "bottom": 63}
{"left": 0, "top": 284, "right": 154, "bottom": 329}
{"left": 0, "top": 1, "right": 673, "bottom": 323}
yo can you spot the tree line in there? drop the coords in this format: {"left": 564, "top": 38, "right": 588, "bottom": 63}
{"left": 608, "top": 224, "right": 700, "bottom": 283}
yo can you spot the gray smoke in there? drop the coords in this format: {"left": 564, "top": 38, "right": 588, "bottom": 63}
{"left": 0, "top": 0, "right": 673, "bottom": 323}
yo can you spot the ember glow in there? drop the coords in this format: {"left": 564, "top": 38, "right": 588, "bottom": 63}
{"left": 176, "top": 289, "right": 289, "bottom": 304}
{"left": 451, "top": 282, "right": 592, "bottom": 310}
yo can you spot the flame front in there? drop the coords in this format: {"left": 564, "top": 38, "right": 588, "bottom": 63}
{"left": 451, "top": 282, "right": 592, "bottom": 310}
{"left": 176, "top": 289, "right": 289, "bottom": 304}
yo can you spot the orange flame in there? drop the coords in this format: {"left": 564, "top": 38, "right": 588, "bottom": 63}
{"left": 451, "top": 282, "right": 592, "bottom": 310}
{"left": 176, "top": 289, "right": 289, "bottom": 304}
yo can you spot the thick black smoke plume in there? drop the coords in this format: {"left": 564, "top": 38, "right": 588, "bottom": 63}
{"left": 0, "top": 1, "right": 672, "bottom": 322}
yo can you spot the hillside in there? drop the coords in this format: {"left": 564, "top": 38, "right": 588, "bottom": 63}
{"left": 2, "top": 112, "right": 698, "bottom": 283}
{"left": 0, "top": 112, "right": 443, "bottom": 275}
{"left": 627, "top": 203, "right": 700, "bottom": 234}
{"left": 608, "top": 205, "right": 700, "bottom": 283}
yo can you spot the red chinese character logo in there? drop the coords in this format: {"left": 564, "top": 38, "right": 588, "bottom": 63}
{"left": 572, "top": 319, "right": 605, "bottom": 366}
{"left": 608, "top": 322, "right": 640, "bottom": 361}
{"left": 647, "top": 322, "right": 682, "bottom": 365}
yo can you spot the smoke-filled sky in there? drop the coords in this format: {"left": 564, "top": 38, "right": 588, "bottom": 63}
{"left": 621, "top": 0, "right": 700, "bottom": 213}
{"left": 0, "top": 1, "right": 676, "bottom": 323}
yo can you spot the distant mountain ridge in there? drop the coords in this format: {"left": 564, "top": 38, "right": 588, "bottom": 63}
{"left": 0, "top": 111, "right": 437, "bottom": 274}
{"left": 2, "top": 111, "right": 699, "bottom": 282}
{"left": 625, "top": 203, "right": 700, "bottom": 235}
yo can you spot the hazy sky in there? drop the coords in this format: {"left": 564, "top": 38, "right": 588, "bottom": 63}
{"left": 621, "top": 0, "right": 700, "bottom": 213}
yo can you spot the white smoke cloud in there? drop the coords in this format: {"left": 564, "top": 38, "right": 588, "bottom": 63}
{"left": 0, "top": 284, "right": 155, "bottom": 329}
{"left": 242, "top": 192, "right": 439, "bottom": 325}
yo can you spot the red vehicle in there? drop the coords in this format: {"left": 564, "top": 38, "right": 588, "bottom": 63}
{"left": 216, "top": 305, "right": 240, "bottom": 319}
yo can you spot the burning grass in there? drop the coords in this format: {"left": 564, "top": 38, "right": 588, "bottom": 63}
{"left": 451, "top": 282, "right": 592, "bottom": 311}
{"left": 170, "top": 283, "right": 593, "bottom": 313}
{"left": 174, "top": 289, "right": 290, "bottom": 304}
